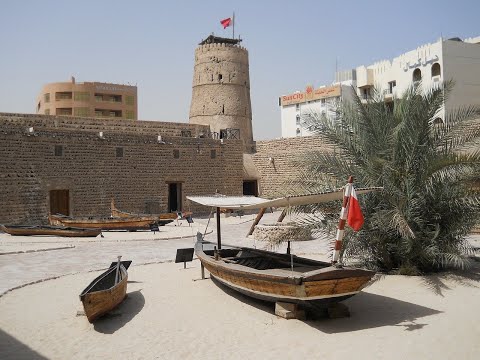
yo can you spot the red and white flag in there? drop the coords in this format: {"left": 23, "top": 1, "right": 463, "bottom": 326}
{"left": 220, "top": 17, "right": 232, "bottom": 29}
{"left": 347, "top": 187, "right": 364, "bottom": 231}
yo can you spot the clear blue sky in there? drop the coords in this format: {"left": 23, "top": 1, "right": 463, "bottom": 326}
{"left": 0, "top": 0, "right": 478, "bottom": 140}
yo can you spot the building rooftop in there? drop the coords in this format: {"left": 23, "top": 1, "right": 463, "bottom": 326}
{"left": 199, "top": 35, "right": 241, "bottom": 46}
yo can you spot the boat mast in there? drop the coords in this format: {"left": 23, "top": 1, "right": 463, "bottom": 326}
{"left": 216, "top": 207, "right": 222, "bottom": 249}
{"left": 115, "top": 255, "right": 122, "bottom": 284}
{"left": 333, "top": 176, "right": 353, "bottom": 266}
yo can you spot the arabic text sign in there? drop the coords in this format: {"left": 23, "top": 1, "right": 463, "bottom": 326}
{"left": 281, "top": 85, "right": 341, "bottom": 106}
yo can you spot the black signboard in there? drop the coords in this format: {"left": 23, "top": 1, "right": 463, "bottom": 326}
{"left": 175, "top": 248, "right": 194, "bottom": 269}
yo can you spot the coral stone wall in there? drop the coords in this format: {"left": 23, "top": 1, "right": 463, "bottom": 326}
{"left": 252, "top": 136, "right": 334, "bottom": 198}
{"left": 0, "top": 114, "right": 243, "bottom": 224}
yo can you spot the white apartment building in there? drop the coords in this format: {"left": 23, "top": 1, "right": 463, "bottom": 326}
{"left": 279, "top": 83, "right": 356, "bottom": 137}
{"left": 280, "top": 35, "right": 480, "bottom": 138}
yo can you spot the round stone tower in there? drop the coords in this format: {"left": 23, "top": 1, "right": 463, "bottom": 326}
{"left": 189, "top": 35, "right": 254, "bottom": 152}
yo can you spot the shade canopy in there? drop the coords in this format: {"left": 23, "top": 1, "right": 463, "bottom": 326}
{"left": 187, "top": 187, "right": 382, "bottom": 210}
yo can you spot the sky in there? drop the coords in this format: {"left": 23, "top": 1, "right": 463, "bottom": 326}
{"left": 0, "top": 0, "right": 479, "bottom": 140}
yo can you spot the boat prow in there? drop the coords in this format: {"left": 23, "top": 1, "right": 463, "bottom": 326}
{"left": 79, "top": 261, "right": 131, "bottom": 323}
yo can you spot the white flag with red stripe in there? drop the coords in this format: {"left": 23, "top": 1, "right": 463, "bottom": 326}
{"left": 347, "top": 187, "right": 364, "bottom": 231}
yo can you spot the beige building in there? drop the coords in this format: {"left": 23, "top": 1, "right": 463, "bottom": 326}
{"left": 36, "top": 78, "right": 137, "bottom": 120}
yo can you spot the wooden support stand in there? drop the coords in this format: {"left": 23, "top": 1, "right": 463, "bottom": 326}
{"left": 327, "top": 302, "right": 350, "bottom": 319}
{"left": 275, "top": 302, "right": 306, "bottom": 320}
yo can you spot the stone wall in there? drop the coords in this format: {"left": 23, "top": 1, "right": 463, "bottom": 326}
{"left": 0, "top": 114, "right": 243, "bottom": 224}
{"left": 0, "top": 113, "right": 210, "bottom": 138}
{"left": 252, "top": 136, "right": 333, "bottom": 198}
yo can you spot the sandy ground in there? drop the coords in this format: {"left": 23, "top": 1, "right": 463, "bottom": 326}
{"left": 1, "top": 213, "right": 479, "bottom": 359}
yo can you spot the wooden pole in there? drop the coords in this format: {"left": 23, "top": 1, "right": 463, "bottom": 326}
{"left": 247, "top": 207, "right": 266, "bottom": 236}
{"left": 277, "top": 209, "right": 287, "bottom": 223}
{"left": 216, "top": 207, "right": 222, "bottom": 249}
{"left": 332, "top": 176, "right": 353, "bottom": 265}
{"left": 115, "top": 255, "right": 122, "bottom": 284}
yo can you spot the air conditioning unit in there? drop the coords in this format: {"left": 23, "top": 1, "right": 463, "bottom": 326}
{"left": 432, "top": 76, "right": 441, "bottom": 82}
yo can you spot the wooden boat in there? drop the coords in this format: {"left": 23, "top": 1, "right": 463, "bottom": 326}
{"left": 195, "top": 243, "right": 374, "bottom": 307}
{"left": 48, "top": 214, "right": 156, "bottom": 231}
{"left": 79, "top": 259, "right": 132, "bottom": 323}
{"left": 187, "top": 185, "right": 381, "bottom": 310}
{"left": 0, "top": 224, "right": 101, "bottom": 237}
{"left": 110, "top": 198, "right": 189, "bottom": 223}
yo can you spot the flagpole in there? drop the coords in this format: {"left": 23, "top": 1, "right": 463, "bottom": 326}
{"left": 232, "top": 12, "right": 235, "bottom": 39}
{"left": 332, "top": 176, "right": 353, "bottom": 266}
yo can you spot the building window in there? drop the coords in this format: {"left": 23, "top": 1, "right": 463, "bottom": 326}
{"left": 56, "top": 108, "right": 72, "bottom": 116}
{"left": 296, "top": 115, "right": 300, "bottom": 124}
{"left": 296, "top": 128, "right": 301, "bottom": 136}
{"left": 126, "top": 95, "right": 135, "bottom": 106}
{"left": 74, "top": 107, "right": 89, "bottom": 117}
{"left": 433, "top": 117, "right": 443, "bottom": 124}
{"left": 116, "top": 147, "right": 124, "bottom": 158}
{"left": 55, "top": 92, "right": 72, "bottom": 100}
{"left": 295, "top": 104, "right": 300, "bottom": 111}
{"left": 388, "top": 81, "right": 396, "bottom": 94}
{"left": 45, "top": 109, "right": 50, "bottom": 115}
{"left": 173, "top": 149, "right": 180, "bottom": 159}
{"left": 44, "top": 93, "right": 50, "bottom": 103}
{"left": 431, "top": 63, "right": 441, "bottom": 78}
{"left": 126, "top": 110, "right": 135, "bottom": 119}
{"left": 211, "top": 149, "right": 216, "bottom": 159}
{"left": 321, "top": 99, "right": 326, "bottom": 105}
{"left": 55, "top": 145, "right": 63, "bottom": 156}
{"left": 95, "top": 94, "right": 122, "bottom": 103}
{"left": 74, "top": 92, "right": 90, "bottom": 101}
{"left": 94, "top": 109, "right": 122, "bottom": 118}
{"left": 218, "top": 74, "right": 223, "bottom": 81}
{"left": 413, "top": 68, "right": 422, "bottom": 83}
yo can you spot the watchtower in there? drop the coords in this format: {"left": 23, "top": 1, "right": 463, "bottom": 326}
{"left": 189, "top": 35, "right": 254, "bottom": 152}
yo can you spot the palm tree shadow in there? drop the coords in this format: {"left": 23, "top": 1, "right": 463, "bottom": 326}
{"left": 93, "top": 289, "right": 145, "bottom": 334}
{"left": 306, "top": 292, "right": 441, "bottom": 333}
{"left": 420, "top": 262, "right": 480, "bottom": 296}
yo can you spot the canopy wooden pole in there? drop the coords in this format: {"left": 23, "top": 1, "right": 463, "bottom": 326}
{"left": 247, "top": 207, "right": 266, "bottom": 236}
{"left": 277, "top": 209, "right": 287, "bottom": 223}
{"left": 333, "top": 176, "right": 353, "bottom": 265}
{"left": 216, "top": 207, "right": 222, "bottom": 249}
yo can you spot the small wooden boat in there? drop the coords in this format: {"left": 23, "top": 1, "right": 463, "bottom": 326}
{"left": 79, "top": 258, "right": 132, "bottom": 323}
{"left": 111, "top": 198, "right": 189, "bottom": 223}
{"left": 196, "top": 243, "right": 374, "bottom": 307}
{"left": 48, "top": 214, "right": 155, "bottom": 231}
{"left": 187, "top": 184, "right": 381, "bottom": 311}
{"left": 0, "top": 224, "right": 101, "bottom": 237}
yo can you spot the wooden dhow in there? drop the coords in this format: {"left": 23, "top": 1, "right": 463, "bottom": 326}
{"left": 187, "top": 184, "right": 381, "bottom": 309}
{"left": 0, "top": 224, "right": 101, "bottom": 237}
{"left": 111, "top": 198, "right": 189, "bottom": 223}
{"left": 79, "top": 258, "right": 132, "bottom": 323}
{"left": 48, "top": 214, "right": 155, "bottom": 231}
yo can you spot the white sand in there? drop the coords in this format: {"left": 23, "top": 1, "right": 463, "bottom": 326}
{"left": 1, "top": 259, "right": 480, "bottom": 359}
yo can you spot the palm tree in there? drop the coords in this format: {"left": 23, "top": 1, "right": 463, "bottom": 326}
{"left": 290, "top": 83, "right": 480, "bottom": 273}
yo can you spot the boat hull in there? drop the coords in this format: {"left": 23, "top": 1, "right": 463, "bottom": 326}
{"left": 196, "top": 244, "right": 374, "bottom": 308}
{"left": 111, "top": 206, "right": 192, "bottom": 222}
{"left": 49, "top": 215, "right": 154, "bottom": 230}
{"left": 80, "top": 266, "right": 128, "bottom": 323}
{"left": 0, "top": 224, "right": 101, "bottom": 237}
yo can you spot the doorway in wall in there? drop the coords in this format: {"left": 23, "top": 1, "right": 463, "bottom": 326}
{"left": 168, "top": 183, "right": 182, "bottom": 212}
{"left": 49, "top": 189, "right": 70, "bottom": 215}
{"left": 243, "top": 180, "right": 258, "bottom": 196}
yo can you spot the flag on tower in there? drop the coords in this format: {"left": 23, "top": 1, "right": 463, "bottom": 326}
{"left": 347, "top": 187, "right": 364, "bottom": 231}
{"left": 220, "top": 17, "right": 232, "bottom": 29}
